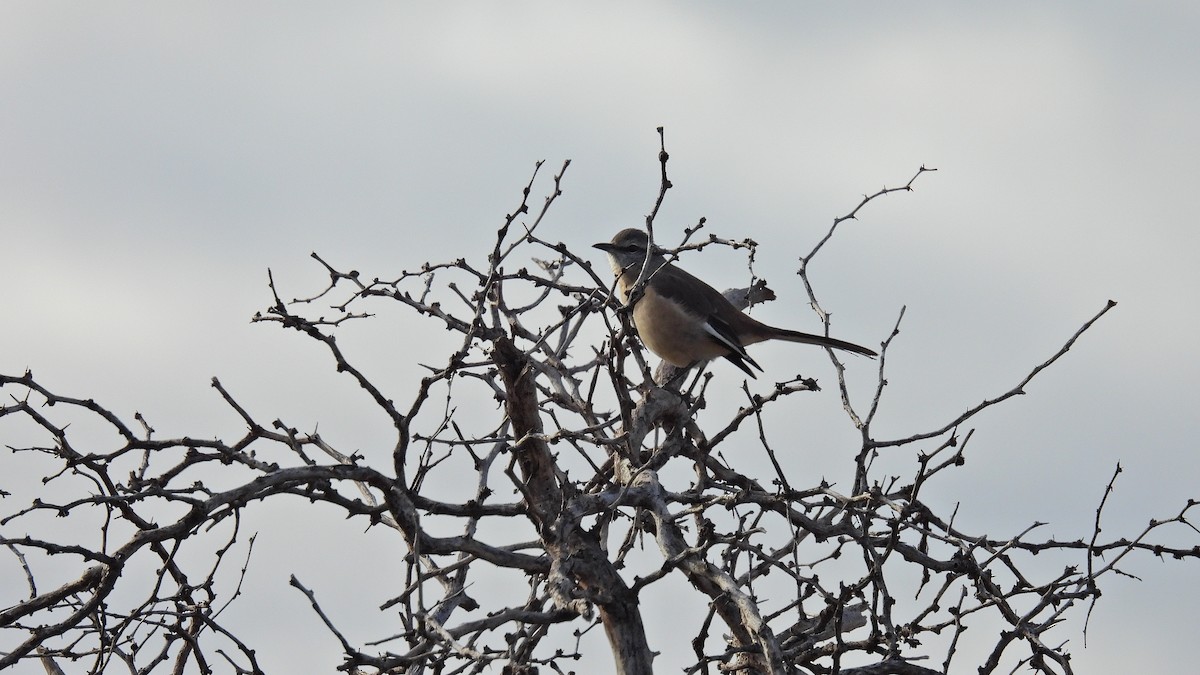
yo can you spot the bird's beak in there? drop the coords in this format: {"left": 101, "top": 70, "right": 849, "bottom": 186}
{"left": 593, "top": 242, "right": 615, "bottom": 252}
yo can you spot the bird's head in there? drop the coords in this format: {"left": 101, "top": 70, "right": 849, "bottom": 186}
{"left": 593, "top": 229, "right": 664, "bottom": 274}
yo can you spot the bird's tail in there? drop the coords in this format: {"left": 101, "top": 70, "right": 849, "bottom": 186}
{"left": 771, "top": 328, "right": 877, "bottom": 357}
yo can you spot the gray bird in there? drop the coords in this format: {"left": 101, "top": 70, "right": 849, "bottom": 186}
{"left": 594, "top": 228, "right": 876, "bottom": 377}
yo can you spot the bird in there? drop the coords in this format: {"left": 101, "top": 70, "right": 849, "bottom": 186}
{"left": 594, "top": 228, "right": 876, "bottom": 378}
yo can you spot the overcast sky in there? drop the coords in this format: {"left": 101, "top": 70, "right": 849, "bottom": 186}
{"left": 2, "top": 3, "right": 1198, "bottom": 673}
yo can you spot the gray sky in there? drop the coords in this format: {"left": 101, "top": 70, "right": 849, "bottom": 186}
{"left": 2, "top": 3, "right": 1198, "bottom": 673}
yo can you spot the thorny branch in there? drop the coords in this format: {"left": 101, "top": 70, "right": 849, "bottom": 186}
{"left": 2, "top": 153, "right": 1197, "bottom": 675}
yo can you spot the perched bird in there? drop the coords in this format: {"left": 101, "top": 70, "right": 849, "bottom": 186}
{"left": 594, "top": 228, "right": 876, "bottom": 378}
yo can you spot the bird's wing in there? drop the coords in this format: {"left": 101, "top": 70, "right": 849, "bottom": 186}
{"left": 703, "top": 313, "right": 763, "bottom": 377}
{"left": 652, "top": 263, "right": 765, "bottom": 376}
{"left": 650, "top": 263, "right": 739, "bottom": 321}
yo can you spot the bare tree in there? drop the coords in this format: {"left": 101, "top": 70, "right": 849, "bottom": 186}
{"left": 3, "top": 133, "right": 1198, "bottom": 674}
